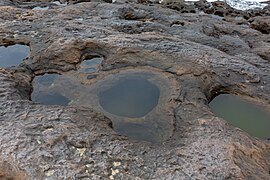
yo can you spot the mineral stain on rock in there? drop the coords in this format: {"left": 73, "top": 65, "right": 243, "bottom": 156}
{"left": 31, "top": 74, "right": 70, "bottom": 106}
{"left": 0, "top": 44, "right": 29, "bottom": 68}
{"left": 99, "top": 77, "right": 160, "bottom": 118}
{"left": 209, "top": 94, "right": 270, "bottom": 139}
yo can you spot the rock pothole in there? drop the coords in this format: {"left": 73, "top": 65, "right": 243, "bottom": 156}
{"left": 74, "top": 69, "right": 177, "bottom": 142}
{"left": 30, "top": 68, "right": 178, "bottom": 142}
{"left": 209, "top": 93, "right": 270, "bottom": 139}
{"left": 0, "top": 44, "right": 29, "bottom": 68}
{"left": 78, "top": 55, "right": 103, "bottom": 73}
{"left": 98, "top": 76, "right": 160, "bottom": 118}
{"left": 31, "top": 73, "right": 71, "bottom": 106}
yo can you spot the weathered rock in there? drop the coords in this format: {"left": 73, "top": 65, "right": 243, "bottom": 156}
{"left": 0, "top": 158, "right": 28, "bottom": 180}
{"left": 163, "top": 0, "right": 270, "bottom": 20}
{"left": 250, "top": 16, "right": 270, "bottom": 34}
{"left": 0, "top": 1, "right": 270, "bottom": 179}
{"left": 252, "top": 41, "right": 270, "bottom": 61}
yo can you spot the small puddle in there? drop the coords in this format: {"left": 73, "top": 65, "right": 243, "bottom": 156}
{"left": 79, "top": 56, "right": 103, "bottom": 73}
{"left": 33, "top": 91, "right": 70, "bottom": 106}
{"left": 31, "top": 74, "right": 71, "bottom": 106}
{"left": 99, "top": 77, "right": 160, "bottom": 118}
{"left": 0, "top": 44, "right": 29, "bottom": 68}
{"left": 116, "top": 122, "right": 160, "bottom": 142}
{"left": 209, "top": 94, "right": 270, "bottom": 139}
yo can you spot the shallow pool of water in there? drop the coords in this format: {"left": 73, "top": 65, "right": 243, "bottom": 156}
{"left": 31, "top": 70, "right": 175, "bottom": 143}
{"left": 79, "top": 57, "right": 103, "bottom": 73}
{"left": 33, "top": 91, "right": 70, "bottom": 106}
{"left": 209, "top": 94, "right": 270, "bottom": 139}
{"left": 116, "top": 122, "right": 161, "bottom": 142}
{"left": 99, "top": 77, "right": 160, "bottom": 118}
{"left": 34, "top": 73, "right": 58, "bottom": 86}
{"left": 71, "top": 70, "right": 175, "bottom": 142}
{"left": 31, "top": 74, "right": 70, "bottom": 106}
{"left": 0, "top": 44, "right": 29, "bottom": 68}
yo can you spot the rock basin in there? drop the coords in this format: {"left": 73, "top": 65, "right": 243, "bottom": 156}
{"left": 209, "top": 94, "right": 270, "bottom": 139}
{"left": 31, "top": 74, "right": 71, "bottom": 106}
{"left": 72, "top": 69, "right": 178, "bottom": 142}
{"left": 31, "top": 68, "right": 177, "bottom": 142}
{"left": 0, "top": 44, "right": 29, "bottom": 68}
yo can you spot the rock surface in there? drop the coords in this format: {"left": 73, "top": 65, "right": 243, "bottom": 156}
{"left": 0, "top": 0, "right": 270, "bottom": 179}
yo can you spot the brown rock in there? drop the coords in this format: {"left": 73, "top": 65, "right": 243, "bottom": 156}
{"left": 0, "top": 1, "right": 270, "bottom": 179}
{"left": 250, "top": 16, "right": 270, "bottom": 34}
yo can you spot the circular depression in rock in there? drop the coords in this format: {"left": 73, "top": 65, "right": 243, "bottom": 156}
{"left": 209, "top": 94, "right": 270, "bottom": 139}
{"left": 98, "top": 77, "right": 160, "bottom": 118}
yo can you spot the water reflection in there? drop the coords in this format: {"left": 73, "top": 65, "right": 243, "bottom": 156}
{"left": 31, "top": 70, "right": 175, "bottom": 143}
{"left": 209, "top": 94, "right": 270, "bottom": 139}
{"left": 33, "top": 92, "right": 70, "bottom": 106}
{"left": 116, "top": 122, "right": 160, "bottom": 142}
{"left": 79, "top": 57, "right": 102, "bottom": 73}
{"left": 84, "top": 71, "right": 175, "bottom": 142}
{"left": 99, "top": 77, "right": 160, "bottom": 118}
{"left": 31, "top": 74, "right": 70, "bottom": 106}
{"left": 0, "top": 44, "right": 29, "bottom": 68}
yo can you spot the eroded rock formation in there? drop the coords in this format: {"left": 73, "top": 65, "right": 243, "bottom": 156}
{"left": 0, "top": 0, "right": 270, "bottom": 179}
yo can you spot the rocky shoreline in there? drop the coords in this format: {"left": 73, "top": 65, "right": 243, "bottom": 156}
{"left": 0, "top": 0, "right": 270, "bottom": 179}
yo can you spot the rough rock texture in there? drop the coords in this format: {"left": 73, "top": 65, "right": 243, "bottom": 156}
{"left": 250, "top": 16, "right": 270, "bottom": 34}
{"left": 0, "top": 0, "right": 270, "bottom": 179}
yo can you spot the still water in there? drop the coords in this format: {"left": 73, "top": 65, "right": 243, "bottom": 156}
{"left": 116, "top": 122, "right": 160, "bottom": 142}
{"left": 209, "top": 94, "right": 270, "bottom": 139}
{"left": 31, "top": 74, "right": 70, "bottom": 106}
{"left": 99, "top": 77, "right": 160, "bottom": 118}
{"left": 0, "top": 44, "right": 29, "bottom": 68}
{"left": 79, "top": 57, "right": 102, "bottom": 73}
{"left": 31, "top": 71, "right": 173, "bottom": 142}
{"left": 33, "top": 91, "right": 70, "bottom": 106}
{"left": 94, "top": 72, "right": 172, "bottom": 142}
